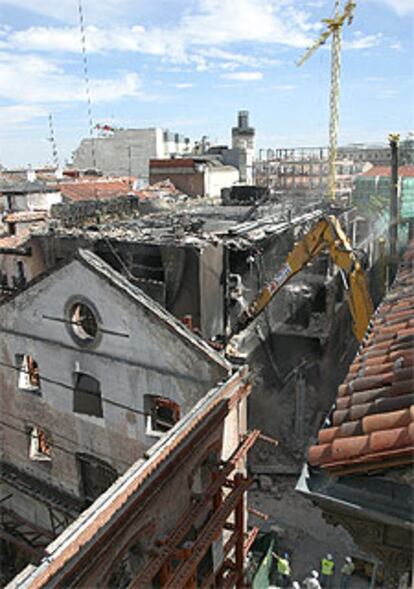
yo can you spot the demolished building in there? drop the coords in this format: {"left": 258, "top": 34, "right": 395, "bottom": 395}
{"left": 4, "top": 197, "right": 387, "bottom": 464}
{"left": 0, "top": 189, "right": 390, "bottom": 583}
{"left": 0, "top": 249, "right": 255, "bottom": 584}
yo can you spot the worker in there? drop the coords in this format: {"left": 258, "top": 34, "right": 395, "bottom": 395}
{"left": 340, "top": 556, "right": 355, "bottom": 589}
{"left": 320, "top": 553, "right": 335, "bottom": 588}
{"left": 272, "top": 551, "right": 291, "bottom": 588}
{"left": 303, "top": 570, "right": 322, "bottom": 589}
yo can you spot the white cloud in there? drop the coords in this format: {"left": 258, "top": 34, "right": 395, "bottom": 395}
{"left": 221, "top": 71, "right": 263, "bottom": 81}
{"left": 0, "top": 52, "right": 143, "bottom": 104}
{"left": 372, "top": 0, "right": 414, "bottom": 15}
{"left": 197, "top": 47, "right": 283, "bottom": 69}
{"left": 3, "top": 0, "right": 317, "bottom": 67}
{"left": 0, "top": 104, "right": 47, "bottom": 127}
{"left": 343, "top": 32, "right": 383, "bottom": 50}
{"left": 174, "top": 82, "right": 194, "bottom": 89}
{"left": 0, "top": 0, "right": 130, "bottom": 24}
{"left": 257, "top": 83, "right": 296, "bottom": 92}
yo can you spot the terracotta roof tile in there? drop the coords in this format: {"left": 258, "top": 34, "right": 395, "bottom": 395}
{"left": 362, "top": 165, "right": 414, "bottom": 177}
{"left": 0, "top": 232, "right": 31, "bottom": 251}
{"left": 59, "top": 178, "right": 138, "bottom": 201}
{"left": 308, "top": 240, "right": 414, "bottom": 473}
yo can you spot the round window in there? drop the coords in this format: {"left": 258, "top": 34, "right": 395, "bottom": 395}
{"left": 65, "top": 297, "right": 102, "bottom": 348}
{"left": 69, "top": 301, "right": 99, "bottom": 344}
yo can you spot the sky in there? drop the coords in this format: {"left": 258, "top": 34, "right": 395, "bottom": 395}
{"left": 0, "top": 0, "right": 412, "bottom": 167}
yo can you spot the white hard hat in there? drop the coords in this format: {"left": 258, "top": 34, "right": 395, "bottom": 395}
{"left": 312, "top": 570, "right": 319, "bottom": 578}
{"left": 327, "top": 553, "right": 333, "bottom": 560}
{"left": 292, "top": 582, "right": 301, "bottom": 589}
{"left": 345, "top": 556, "right": 352, "bottom": 563}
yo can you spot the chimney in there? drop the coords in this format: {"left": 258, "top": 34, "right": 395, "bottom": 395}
{"left": 238, "top": 110, "right": 249, "bottom": 130}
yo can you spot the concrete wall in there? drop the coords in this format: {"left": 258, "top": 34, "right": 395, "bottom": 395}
{"left": 0, "top": 258, "right": 229, "bottom": 503}
{"left": 72, "top": 129, "right": 188, "bottom": 180}
{"left": 27, "top": 192, "right": 62, "bottom": 211}
{"left": 205, "top": 167, "right": 239, "bottom": 198}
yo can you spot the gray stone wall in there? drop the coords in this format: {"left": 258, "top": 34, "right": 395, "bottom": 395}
{"left": 0, "top": 258, "right": 228, "bottom": 502}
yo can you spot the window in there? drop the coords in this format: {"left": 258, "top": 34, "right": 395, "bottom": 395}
{"left": 16, "top": 354, "right": 41, "bottom": 393}
{"left": 144, "top": 395, "right": 180, "bottom": 436}
{"left": 77, "top": 453, "right": 117, "bottom": 503}
{"left": 73, "top": 373, "right": 103, "bottom": 417}
{"left": 70, "top": 302, "right": 98, "bottom": 343}
{"left": 16, "top": 261, "right": 26, "bottom": 287}
{"left": 29, "top": 426, "right": 51, "bottom": 461}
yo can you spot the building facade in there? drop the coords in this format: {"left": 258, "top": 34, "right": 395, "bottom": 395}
{"left": 72, "top": 128, "right": 191, "bottom": 180}
{"left": 0, "top": 249, "right": 231, "bottom": 579}
{"left": 149, "top": 157, "right": 239, "bottom": 198}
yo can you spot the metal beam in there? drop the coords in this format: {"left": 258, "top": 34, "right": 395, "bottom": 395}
{"left": 129, "top": 430, "right": 260, "bottom": 588}
{"left": 162, "top": 476, "right": 252, "bottom": 589}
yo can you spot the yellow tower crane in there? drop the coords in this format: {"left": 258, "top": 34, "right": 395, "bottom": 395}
{"left": 297, "top": 0, "right": 356, "bottom": 200}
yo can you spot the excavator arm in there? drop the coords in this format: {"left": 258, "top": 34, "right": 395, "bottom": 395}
{"left": 229, "top": 215, "right": 373, "bottom": 344}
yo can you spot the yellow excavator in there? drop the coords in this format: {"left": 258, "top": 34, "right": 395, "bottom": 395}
{"left": 227, "top": 215, "right": 373, "bottom": 355}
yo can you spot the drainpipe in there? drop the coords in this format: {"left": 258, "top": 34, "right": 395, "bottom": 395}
{"left": 388, "top": 133, "right": 400, "bottom": 283}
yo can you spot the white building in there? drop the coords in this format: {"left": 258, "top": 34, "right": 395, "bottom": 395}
{"left": 72, "top": 128, "right": 191, "bottom": 181}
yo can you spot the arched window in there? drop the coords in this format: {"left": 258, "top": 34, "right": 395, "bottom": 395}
{"left": 73, "top": 373, "right": 103, "bottom": 417}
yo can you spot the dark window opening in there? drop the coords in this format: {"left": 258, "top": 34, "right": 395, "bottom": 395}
{"left": 131, "top": 246, "right": 164, "bottom": 282}
{"left": 312, "top": 285, "right": 327, "bottom": 313}
{"left": 144, "top": 395, "right": 180, "bottom": 435}
{"left": 16, "top": 354, "right": 41, "bottom": 392}
{"left": 77, "top": 453, "right": 117, "bottom": 504}
{"left": 16, "top": 261, "right": 26, "bottom": 288}
{"left": 73, "top": 373, "right": 103, "bottom": 417}
{"left": 8, "top": 222, "right": 16, "bottom": 235}
{"left": 0, "top": 272, "right": 8, "bottom": 289}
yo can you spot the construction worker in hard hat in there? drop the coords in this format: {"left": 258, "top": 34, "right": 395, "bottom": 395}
{"left": 303, "top": 570, "right": 322, "bottom": 589}
{"left": 320, "top": 553, "right": 335, "bottom": 588}
{"left": 272, "top": 551, "right": 291, "bottom": 588}
{"left": 340, "top": 556, "right": 355, "bottom": 589}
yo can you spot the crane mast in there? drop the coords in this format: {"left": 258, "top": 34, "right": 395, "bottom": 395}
{"left": 297, "top": 1, "right": 356, "bottom": 200}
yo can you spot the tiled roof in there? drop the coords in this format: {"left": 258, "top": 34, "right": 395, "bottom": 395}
{"left": 362, "top": 165, "right": 414, "bottom": 177}
{"left": 0, "top": 232, "right": 31, "bottom": 251}
{"left": 59, "top": 178, "right": 138, "bottom": 201}
{"left": 4, "top": 211, "right": 48, "bottom": 223}
{"left": 308, "top": 242, "right": 414, "bottom": 474}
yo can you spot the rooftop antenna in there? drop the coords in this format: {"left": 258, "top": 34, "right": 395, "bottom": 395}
{"left": 48, "top": 113, "right": 60, "bottom": 170}
{"left": 78, "top": 0, "right": 97, "bottom": 170}
{"left": 297, "top": 0, "right": 356, "bottom": 200}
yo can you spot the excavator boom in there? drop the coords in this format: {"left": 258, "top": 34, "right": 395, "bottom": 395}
{"left": 229, "top": 215, "right": 373, "bottom": 345}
